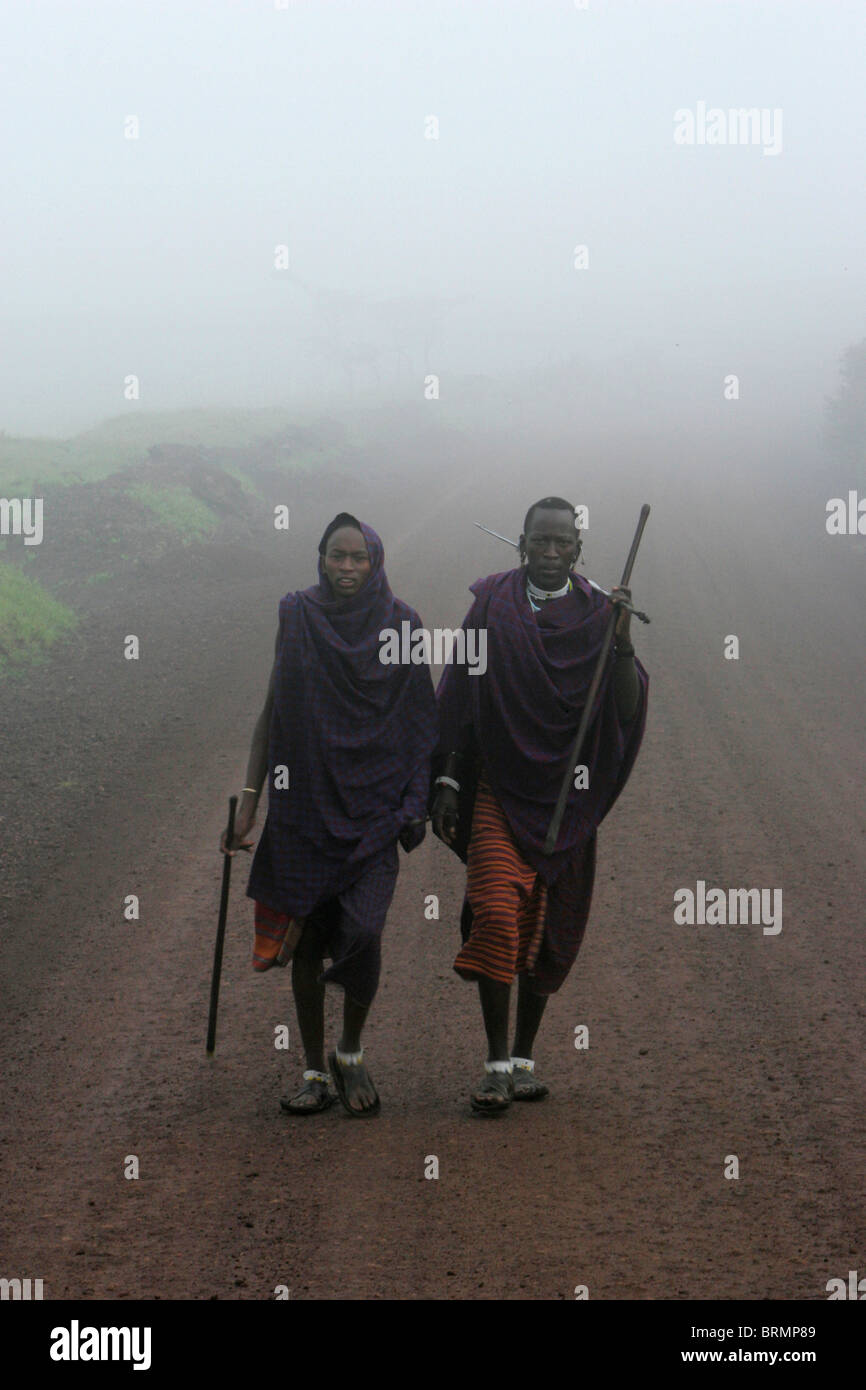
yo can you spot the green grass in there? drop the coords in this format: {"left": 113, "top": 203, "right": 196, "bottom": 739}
{"left": 279, "top": 448, "right": 337, "bottom": 473}
{"left": 0, "top": 435, "right": 146, "bottom": 494}
{"left": 0, "top": 565, "right": 78, "bottom": 674}
{"left": 127, "top": 483, "right": 218, "bottom": 540}
{"left": 82, "top": 407, "right": 303, "bottom": 448}
{"left": 0, "top": 407, "right": 350, "bottom": 492}
{"left": 220, "top": 463, "right": 260, "bottom": 495}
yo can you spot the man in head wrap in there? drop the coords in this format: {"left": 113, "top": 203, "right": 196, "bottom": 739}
{"left": 222, "top": 513, "right": 437, "bottom": 1117}
{"left": 431, "top": 497, "right": 648, "bottom": 1114}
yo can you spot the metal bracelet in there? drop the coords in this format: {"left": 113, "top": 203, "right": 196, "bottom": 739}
{"left": 435, "top": 775, "right": 461, "bottom": 792}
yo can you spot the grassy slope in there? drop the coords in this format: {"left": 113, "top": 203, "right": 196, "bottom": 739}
{"left": 0, "top": 406, "right": 350, "bottom": 493}
{"left": 0, "top": 565, "right": 78, "bottom": 673}
{"left": 0, "top": 407, "right": 354, "bottom": 675}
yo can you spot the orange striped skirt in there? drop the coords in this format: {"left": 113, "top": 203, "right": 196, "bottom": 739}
{"left": 454, "top": 774, "right": 548, "bottom": 986}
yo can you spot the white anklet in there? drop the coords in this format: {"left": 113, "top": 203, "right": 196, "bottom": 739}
{"left": 336, "top": 1048, "right": 364, "bottom": 1067}
{"left": 511, "top": 1056, "right": 534, "bottom": 1072}
{"left": 303, "top": 1069, "right": 330, "bottom": 1084}
{"left": 484, "top": 1060, "right": 513, "bottom": 1074}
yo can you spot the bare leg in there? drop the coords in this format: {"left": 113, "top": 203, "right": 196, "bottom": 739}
{"left": 331, "top": 992, "right": 378, "bottom": 1113}
{"left": 468, "top": 976, "right": 514, "bottom": 1113}
{"left": 280, "top": 930, "right": 332, "bottom": 1114}
{"left": 339, "top": 992, "right": 368, "bottom": 1054}
{"left": 291, "top": 930, "right": 326, "bottom": 1070}
{"left": 478, "top": 976, "right": 511, "bottom": 1061}
{"left": 510, "top": 975, "right": 551, "bottom": 1100}
{"left": 512, "top": 974, "right": 549, "bottom": 1059}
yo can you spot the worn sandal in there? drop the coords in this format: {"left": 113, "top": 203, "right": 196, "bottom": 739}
{"left": 511, "top": 1057, "right": 549, "bottom": 1101}
{"left": 328, "top": 1049, "right": 381, "bottom": 1117}
{"left": 280, "top": 1070, "right": 335, "bottom": 1115}
{"left": 470, "top": 1065, "right": 514, "bottom": 1115}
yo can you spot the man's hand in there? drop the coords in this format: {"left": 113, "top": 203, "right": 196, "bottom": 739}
{"left": 398, "top": 818, "right": 426, "bottom": 853}
{"left": 220, "top": 795, "right": 257, "bottom": 856}
{"left": 610, "top": 585, "right": 633, "bottom": 643}
{"left": 431, "top": 785, "right": 460, "bottom": 846}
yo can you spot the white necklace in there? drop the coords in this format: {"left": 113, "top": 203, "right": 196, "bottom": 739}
{"left": 526, "top": 575, "right": 572, "bottom": 601}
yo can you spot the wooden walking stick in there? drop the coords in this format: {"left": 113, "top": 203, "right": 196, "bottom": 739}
{"left": 206, "top": 795, "right": 237, "bottom": 1054}
{"left": 542, "top": 504, "right": 650, "bottom": 856}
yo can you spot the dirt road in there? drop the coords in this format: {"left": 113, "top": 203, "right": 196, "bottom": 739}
{"left": 2, "top": 424, "right": 864, "bottom": 1300}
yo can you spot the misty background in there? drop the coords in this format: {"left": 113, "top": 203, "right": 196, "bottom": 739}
{"left": 4, "top": 1, "right": 866, "bottom": 1309}
{"left": 1, "top": 0, "right": 864, "bottom": 457}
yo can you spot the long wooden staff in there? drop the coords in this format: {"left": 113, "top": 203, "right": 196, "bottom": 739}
{"left": 206, "top": 795, "right": 237, "bottom": 1054}
{"left": 542, "top": 505, "right": 650, "bottom": 856}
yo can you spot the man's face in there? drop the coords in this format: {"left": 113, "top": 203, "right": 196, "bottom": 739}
{"left": 323, "top": 526, "right": 371, "bottom": 597}
{"left": 520, "top": 507, "right": 580, "bottom": 589}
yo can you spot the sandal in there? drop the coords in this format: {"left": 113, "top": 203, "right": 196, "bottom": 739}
{"left": 280, "top": 1070, "right": 335, "bottom": 1115}
{"left": 470, "top": 1065, "right": 514, "bottom": 1115}
{"left": 511, "top": 1057, "right": 549, "bottom": 1101}
{"left": 328, "top": 1049, "right": 381, "bottom": 1117}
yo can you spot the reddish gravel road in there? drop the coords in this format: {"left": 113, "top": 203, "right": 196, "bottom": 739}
{"left": 2, "top": 427, "right": 864, "bottom": 1301}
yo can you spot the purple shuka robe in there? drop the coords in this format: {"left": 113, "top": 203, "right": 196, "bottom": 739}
{"left": 436, "top": 567, "right": 648, "bottom": 991}
{"left": 247, "top": 522, "right": 438, "bottom": 1001}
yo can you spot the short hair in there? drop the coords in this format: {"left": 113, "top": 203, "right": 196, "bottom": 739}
{"left": 318, "top": 512, "right": 365, "bottom": 554}
{"left": 523, "top": 496, "right": 578, "bottom": 536}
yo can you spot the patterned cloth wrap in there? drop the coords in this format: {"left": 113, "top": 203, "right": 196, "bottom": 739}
{"left": 436, "top": 567, "right": 648, "bottom": 993}
{"left": 247, "top": 519, "right": 438, "bottom": 1006}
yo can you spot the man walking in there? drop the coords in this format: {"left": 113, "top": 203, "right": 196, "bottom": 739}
{"left": 432, "top": 497, "right": 648, "bottom": 1114}
{"left": 223, "top": 513, "right": 437, "bottom": 1116}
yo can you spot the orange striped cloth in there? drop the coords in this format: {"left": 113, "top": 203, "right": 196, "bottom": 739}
{"left": 454, "top": 774, "right": 549, "bottom": 986}
{"left": 252, "top": 901, "right": 302, "bottom": 971}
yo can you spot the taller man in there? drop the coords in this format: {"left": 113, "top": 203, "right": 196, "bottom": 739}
{"left": 223, "top": 513, "right": 437, "bottom": 1117}
{"left": 432, "top": 496, "right": 648, "bottom": 1114}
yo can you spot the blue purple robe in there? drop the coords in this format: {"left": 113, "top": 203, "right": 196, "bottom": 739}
{"left": 247, "top": 522, "right": 438, "bottom": 1003}
{"left": 435, "top": 567, "right": 648, "bottom": 991}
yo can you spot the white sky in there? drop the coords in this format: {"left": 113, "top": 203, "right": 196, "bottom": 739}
{"left": 1, "top": 0, "right": 864, "bottom": 435}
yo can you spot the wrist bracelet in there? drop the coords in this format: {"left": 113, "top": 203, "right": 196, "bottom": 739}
{"left": 435, "top": 775, "right": 461, "bottom": 793}
{"left": 242, "top": 786, "right": 259, "bottom": 795}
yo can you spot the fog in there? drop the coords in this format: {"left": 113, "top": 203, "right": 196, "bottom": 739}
{"left": 2, "top": 0, "right": 863, "bottom": 447}
{"left": 4, "top": 1, "right": 866, "bottom": 1314}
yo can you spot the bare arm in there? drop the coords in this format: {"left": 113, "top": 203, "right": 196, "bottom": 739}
{"left": 242, "top": 635, "right": 278, "bottom": 811}
{"left": 221, "top": 627, "right": 279, "bottom": 854}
